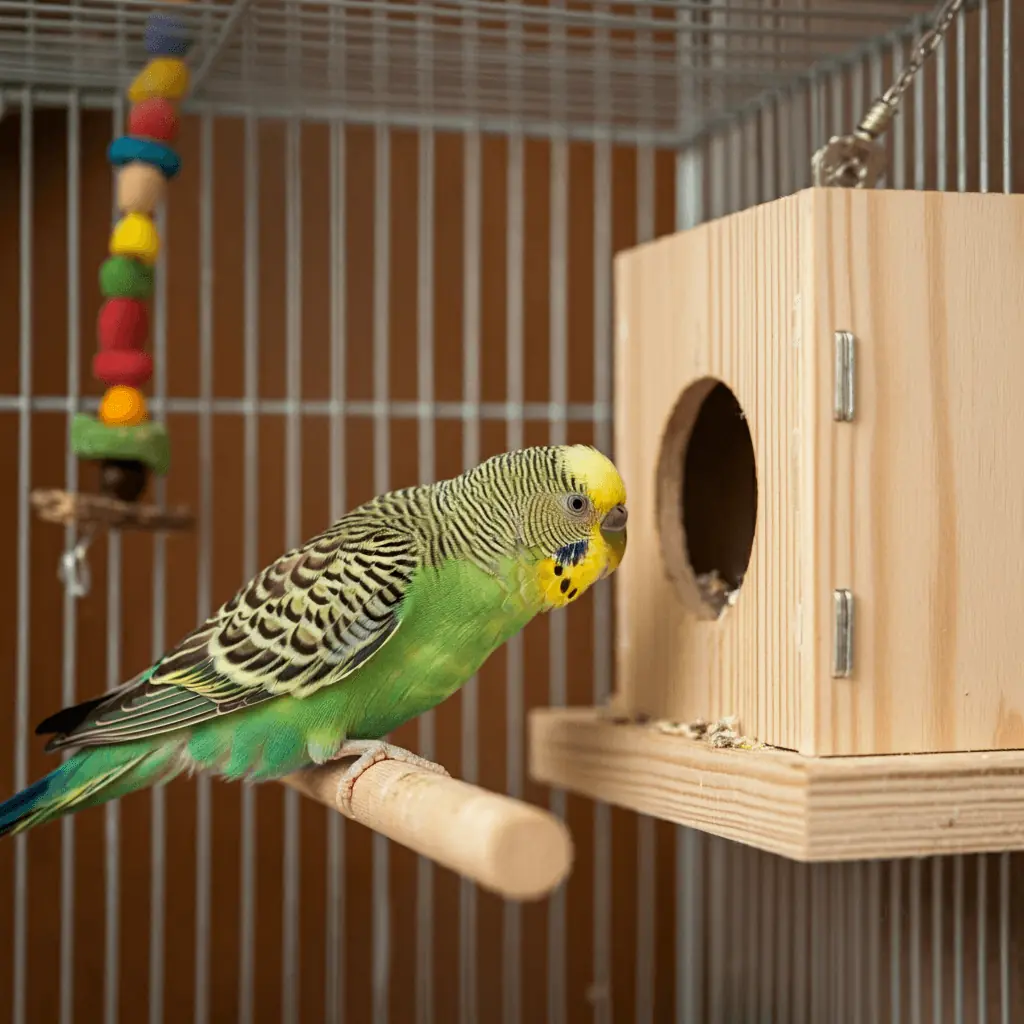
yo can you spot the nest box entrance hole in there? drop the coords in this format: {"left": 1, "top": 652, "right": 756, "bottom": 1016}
{"left": 656, "top": 379, "right": 758, "bottom": 619}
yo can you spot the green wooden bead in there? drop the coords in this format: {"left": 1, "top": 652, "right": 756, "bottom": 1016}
{"left": 71, "top": 413, "right": 170, "bottom": 475}
{"left": 99, "top": 257, "right": 154, "bottom": 300}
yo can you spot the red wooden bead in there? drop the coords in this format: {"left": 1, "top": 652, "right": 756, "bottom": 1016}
{"left": 127, "top": 98, "right": 179, "bottom": 143}
{"left": 93, "top": 349, "right": 154, "bottom": 389}
{"left": 97, "top": 298, "right": 149, "bottom": 352}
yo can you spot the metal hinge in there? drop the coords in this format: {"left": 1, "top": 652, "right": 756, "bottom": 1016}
{"left": 832, "top": 589, "right": 854, "bottom": 678}
{"left": 833, "top": 330, "right": 856, "bottom": 422}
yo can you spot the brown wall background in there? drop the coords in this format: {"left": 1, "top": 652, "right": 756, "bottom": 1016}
{"left": 2, "top": 2, "right": 1024, "bottom": 1021}
{"left": 0, "top": 106, "right": 684, "bottom": 1023}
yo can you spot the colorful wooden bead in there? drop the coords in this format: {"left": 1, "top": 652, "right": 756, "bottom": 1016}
{"left": 94, "top": 350, "right": 154, "bottom": 389}
{"left": 128, "top": 58, "right": 190, "bottom": 104}
{"left": 99, "top": 385, "right": 148, "bottom": 427}
{"left": 127, "top": 98, "right": 179, "bottom": 143}
{"left": 99, "top": 257, "right": 154, "bottom": 300}
{"left": 144, "top": 13, "right": 192, "bottom": 57}
{"left": 97, "top": 297, "right": 149, "bottom": 351}
{"left": 116, "top": 163, "right": 166, "bottom": 215}
{"left": 108, "top": 137, "right": 180, "bottom": 180}
{"left": 99, "top": 459, "right": 150, "bottom": 502}
{"left": 110, "top": 214, "right": 159, "bottom": 266}
{"left": 72, "top": 414, "right": 170, "bottom": 475}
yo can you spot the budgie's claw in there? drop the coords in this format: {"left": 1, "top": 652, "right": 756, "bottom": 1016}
{"left": 332, "top": 740, "right": 450, "bottom": 816}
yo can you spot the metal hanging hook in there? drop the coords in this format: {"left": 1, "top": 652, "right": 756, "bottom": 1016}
{"left": 58, "top": 527, "right": 96, "bottom": 599}
{"left": 812, "top": 0, "right": 965, "bottom": 188}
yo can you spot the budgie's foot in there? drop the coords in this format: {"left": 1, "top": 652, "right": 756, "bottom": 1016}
{"left": 332, "top": 741, "right": 450, "bottom": 816}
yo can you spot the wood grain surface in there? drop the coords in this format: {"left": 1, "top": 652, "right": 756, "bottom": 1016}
{"left": 530, "top": 706, "right": 1024, "bottom": 861}
{"left": 615, "top": 187, "right": 1024, "bottom": 757}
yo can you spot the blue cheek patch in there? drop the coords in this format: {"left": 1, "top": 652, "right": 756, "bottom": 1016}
{"left": 554, "top": 539, "right": 588, "bottom": 566}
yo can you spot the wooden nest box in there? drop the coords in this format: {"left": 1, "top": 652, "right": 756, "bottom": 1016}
{"left": 530, "top": 188, "right": 1024, "bottom": 861}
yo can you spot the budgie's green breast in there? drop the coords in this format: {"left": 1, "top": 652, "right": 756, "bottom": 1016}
{"left": 323, "top": 553, "right": 538, "bottom": 740}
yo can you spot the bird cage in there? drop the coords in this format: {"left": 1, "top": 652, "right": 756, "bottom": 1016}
{"left": 0, "top": 1, "right": 1020, "bottom": 1023}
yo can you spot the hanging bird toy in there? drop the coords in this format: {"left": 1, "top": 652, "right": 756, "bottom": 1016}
{"left": 31, "top": 10, "right": 195, "bottom": 565}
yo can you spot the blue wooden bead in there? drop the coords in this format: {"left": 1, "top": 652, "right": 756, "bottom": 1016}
{"left": 144, "top": 13, "right": 191, "bottom": 57}
{"left": 108, "top": 136, "right": 181, "bottom": 181}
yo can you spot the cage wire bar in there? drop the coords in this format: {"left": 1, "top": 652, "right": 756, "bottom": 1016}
{"left": 149, "top": 173, "right": 170, "bottom": 1024}
{"left": 0, "top": 0, "right": 941, "bottom": 142}
{"left": 238, "top": 107, "right": 260, "bottom": 1024}
{"left": 1, "top": 0, "right": 1021, "bottom": 1022}
{"left": 326, "top": 108, "right": 346, "bottom": 1024}
{"left": 668, "top": 0, "right": 1017, "bottom": 1019}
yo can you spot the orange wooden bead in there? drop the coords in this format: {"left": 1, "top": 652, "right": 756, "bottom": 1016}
{"left": 99, "top": 385, "right": 148, "bottom": 427}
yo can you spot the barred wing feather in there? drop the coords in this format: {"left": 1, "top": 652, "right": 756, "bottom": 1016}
{"left": 40, "top": 519, "right": 419, "bottom": 751}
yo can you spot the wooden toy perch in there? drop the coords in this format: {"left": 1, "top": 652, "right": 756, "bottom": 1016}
{"left": 283, "top": 759, "right": 574, "bottom": 901}
{"left": 31, "top": 489, "right": 193, "bottom": 531}
{"left": 33, "top": 10, "right": 194, "bottom": 543}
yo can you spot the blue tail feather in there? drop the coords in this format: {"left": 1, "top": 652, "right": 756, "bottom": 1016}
{"left": 0, "top": 773, "right": 56, "bottom": 838}
{"left": 0, "top": 744, "right": 180, "bottom": 839}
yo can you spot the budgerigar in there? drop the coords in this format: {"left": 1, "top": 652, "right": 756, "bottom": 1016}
{"left": 0, "top": 445, "right": 627, "bottom": 837}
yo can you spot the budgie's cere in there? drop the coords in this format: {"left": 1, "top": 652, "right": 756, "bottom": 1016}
{"left": 0, "top": 444, "right": 627, "bottom": 836}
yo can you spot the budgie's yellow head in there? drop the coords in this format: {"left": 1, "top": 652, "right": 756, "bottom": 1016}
{"left": 518, "top": 444, "right": 628, "bottom": 611}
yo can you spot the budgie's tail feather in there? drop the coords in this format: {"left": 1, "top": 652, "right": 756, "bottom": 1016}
{"left": 0, "top": 743, "right": 180, "bottom": 839}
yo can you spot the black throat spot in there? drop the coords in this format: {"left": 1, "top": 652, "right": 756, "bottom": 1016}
{"left": 554, "top": 539, "right": 588, "bottom": 567}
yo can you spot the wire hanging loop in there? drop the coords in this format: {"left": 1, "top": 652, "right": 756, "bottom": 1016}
{"left": 58, "top": 525, "right": 96, "bottom": 600}
{"left": 812, "top": 0, "right": 965, "bottom": 189}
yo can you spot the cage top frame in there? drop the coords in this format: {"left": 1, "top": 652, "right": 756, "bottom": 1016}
{"left": 0, "top": 0, "right": 942, "bottom": 144}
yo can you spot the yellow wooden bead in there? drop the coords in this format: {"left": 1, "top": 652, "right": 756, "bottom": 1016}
{"left": 99, "top": 385, "right": 148, "bottom": 427}
{"left": 128, "top": 58, "right": 190, "bottom": 104}
{"left": 109, "top": 213, "right": 159, "bottom": 266}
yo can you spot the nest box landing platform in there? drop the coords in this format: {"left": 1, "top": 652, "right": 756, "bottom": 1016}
{"left": 530, "top": 187, "right": 1024, "bottom": 861}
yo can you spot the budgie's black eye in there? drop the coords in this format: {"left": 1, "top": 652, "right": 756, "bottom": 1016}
{"left": 565, "top": 493, "right": 589, "bottom": 515}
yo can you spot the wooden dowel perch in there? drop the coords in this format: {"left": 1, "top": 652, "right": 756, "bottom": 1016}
{"left": 31, "top": 489, "right": 194, "bottom": 531}
{"left": 283, "top": 759, "right": 574, "bottom": 901}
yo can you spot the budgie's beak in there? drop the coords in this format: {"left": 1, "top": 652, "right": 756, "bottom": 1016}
{"left": 600, "top": 504, "right": 627, "bottom": 532}
{"left": 599, "top": 504, "right": 628, "bottom": 574}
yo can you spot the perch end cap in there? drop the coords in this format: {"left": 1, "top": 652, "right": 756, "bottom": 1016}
{"left": 284, "top": 760, "right": 575, "bottom": 901}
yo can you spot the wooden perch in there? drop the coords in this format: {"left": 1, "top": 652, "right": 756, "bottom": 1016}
{"left": 283, "top": 758, "right": 574, "bottom": 901}
{"left": 31, "top": 489, "right": 194, "bottom": 531}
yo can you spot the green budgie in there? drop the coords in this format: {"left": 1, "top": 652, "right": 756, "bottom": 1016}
{"left": 0, "top": 445, "right": 627, "bottom": 837}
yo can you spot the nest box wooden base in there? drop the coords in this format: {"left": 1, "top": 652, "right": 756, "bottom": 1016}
{"left": 31, "top": 489, "right": 194, "bottom": 531}
{"left": 606, "top": 186, "right": 1024, "bottom": 760}
{"left": 529, "top": 708, "right": 1024, "bottom": 862}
